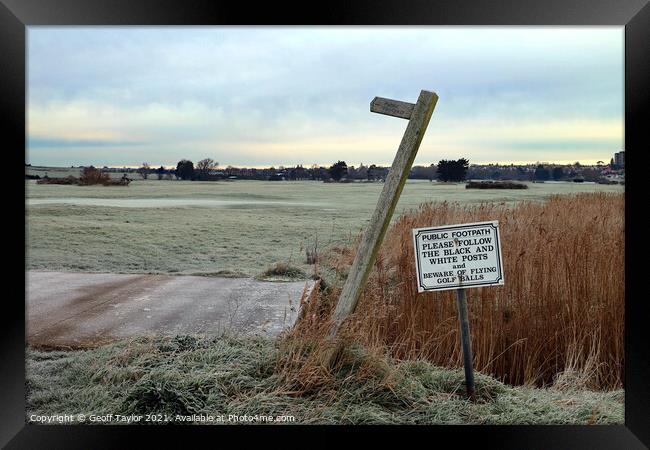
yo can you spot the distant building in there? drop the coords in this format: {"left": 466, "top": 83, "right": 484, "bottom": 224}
{"left": 614, "top": 151, "right": 625, "bottom": 167}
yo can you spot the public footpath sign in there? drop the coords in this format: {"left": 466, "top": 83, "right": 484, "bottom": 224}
{"left": 413, "top": 221, "right": 504, "bottom": 292}
{"left": 412, "top": 220, "right": 504, "bottom": 401}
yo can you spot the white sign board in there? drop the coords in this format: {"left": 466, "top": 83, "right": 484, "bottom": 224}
{"left": 412, "top": 220, "right": 504, "bottom": 292}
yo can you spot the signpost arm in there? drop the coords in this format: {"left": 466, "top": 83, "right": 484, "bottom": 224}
{"left": 325, "top": 90, "right": 438, "bottom": 363}
{"left": 456, "top": 287, "right": 476, "bottom": 401}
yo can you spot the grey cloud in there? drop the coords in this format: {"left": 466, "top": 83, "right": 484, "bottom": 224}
{"left": 27, "top": 26, "right": 623, "bottom": 166}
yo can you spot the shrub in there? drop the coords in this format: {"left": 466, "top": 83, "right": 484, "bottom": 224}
{"left": 466, "top": 181, "right": 528, "bottom": 189}
{"left": 261, "top": 262, "right": 307, "bottom": 279}
{"left": 37, "top": 175, "right": 78, "bottom": 185}
{"left": 79, "top": 166, "right": 110, "bottom": 185}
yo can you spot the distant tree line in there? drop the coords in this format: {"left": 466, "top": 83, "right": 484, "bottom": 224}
{"left": 465, "top": 161, "right": 610, "bottom": 182}
{"left": 84, "top": 157, "right": 617, "bottom": 183}
{"left": 107, "top": 159, "right": 460, "bottom": 182}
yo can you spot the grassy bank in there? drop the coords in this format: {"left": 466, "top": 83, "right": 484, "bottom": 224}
{"left": 26, "top": 334, "right": 623, "bottom": 425}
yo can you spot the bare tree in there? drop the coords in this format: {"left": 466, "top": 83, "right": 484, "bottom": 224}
{"left": 196, "top": 158, "right": 218, "bottom": 180}
{"left": 137, "top": 162, "right": 151, "bottom": 180}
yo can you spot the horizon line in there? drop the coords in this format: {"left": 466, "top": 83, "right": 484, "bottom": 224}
{"left": 26, "top": 159, "right": 622, "bottom": 170}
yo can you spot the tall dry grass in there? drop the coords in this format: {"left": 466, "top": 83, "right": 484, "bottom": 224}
{"left": 286, "top": 193, "right": 624, "bottom": 390}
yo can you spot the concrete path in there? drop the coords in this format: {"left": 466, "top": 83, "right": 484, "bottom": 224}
{"left": 27, "top": 271, "right": 314, "bottom": 348}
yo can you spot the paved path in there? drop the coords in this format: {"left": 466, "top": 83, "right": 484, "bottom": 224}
{"left": 27, "top": 271, "right": 314, "bottom": 348}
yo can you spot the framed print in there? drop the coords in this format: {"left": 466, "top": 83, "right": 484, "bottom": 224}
{"left": 2, "top": 0, "right": 648, "bottom": 447}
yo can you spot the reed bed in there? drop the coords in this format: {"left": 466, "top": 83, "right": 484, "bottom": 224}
{"left": 287, "top": 193, "right": 624, "bottom": 390}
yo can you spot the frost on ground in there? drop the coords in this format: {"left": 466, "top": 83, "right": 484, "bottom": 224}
{"left": 25, "top": 179, "right": 624, "bottom": 277}
{"left": 25, "top": 180, "right": 625, "bottom": 425}
{"left": 26, "top": 334, "right": 623, "bottom": 425}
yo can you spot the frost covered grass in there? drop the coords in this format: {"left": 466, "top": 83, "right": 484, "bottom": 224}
{"left": 26, "top": 334, "right": 623, "bottom": 425}
{"left": 258, "top": 262, "right": 308, "bottom": 281}
{"left": 26, "top": 179, "right": 623, "bottom": 277}
{"left": 25, "top": 181, "right": 625, "bottom": 424}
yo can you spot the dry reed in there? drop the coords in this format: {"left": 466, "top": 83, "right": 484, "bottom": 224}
{"left": 285, "top": 193, "right": 624, "bottom": 390}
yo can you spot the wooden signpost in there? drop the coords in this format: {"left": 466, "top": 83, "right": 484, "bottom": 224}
{"left": 322, "top": 90, "right": 502, "bottom": 401}
{"left": 325, "top": 90, "right": 438, "bottom": 364}
{"left": 412, "top": 221, "right": 505, "bottom": 400}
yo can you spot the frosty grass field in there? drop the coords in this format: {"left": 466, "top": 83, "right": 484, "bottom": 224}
{"left": 25, "top": 179, "right": 626, "bottom": 424}
{"left": 26, "top": 179, "right": 624, "bottom": 278}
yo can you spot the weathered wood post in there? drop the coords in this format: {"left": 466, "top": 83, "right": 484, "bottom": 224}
{"left": 455, "top": 287, "right": 476, "bottom": 401}
{"left": 325, "top": 90, "right": 438, "bottom": 365}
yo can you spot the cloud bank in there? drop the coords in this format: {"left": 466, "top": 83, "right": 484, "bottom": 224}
{"left": 27, "top": 26, "right": 623, "bottom": 167}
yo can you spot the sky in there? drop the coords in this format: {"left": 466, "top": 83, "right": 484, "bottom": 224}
{"left": 27, "top": 27, "right": 624, "bottom": 168}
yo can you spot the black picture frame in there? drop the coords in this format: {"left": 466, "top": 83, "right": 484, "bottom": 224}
{"left": 2, "top": 0, "right": 648, "bottom": 447}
